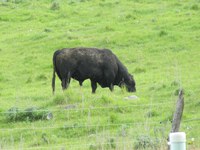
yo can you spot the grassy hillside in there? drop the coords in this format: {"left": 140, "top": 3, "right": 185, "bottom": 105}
{"left": 0, "top": 0, "right": 200, "bottom": 149}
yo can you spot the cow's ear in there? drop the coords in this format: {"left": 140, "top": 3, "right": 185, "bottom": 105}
{"left": 129, "top": 74, "right": 133, "bottom": 80}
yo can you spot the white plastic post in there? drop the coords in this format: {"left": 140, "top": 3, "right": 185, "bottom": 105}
{"left": 169, "top": 132, "right": 186, "bottom": 150}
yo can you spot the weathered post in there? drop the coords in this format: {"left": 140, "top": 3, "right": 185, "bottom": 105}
{"left": 168, "top": 89, "right": 185, "bottom": 150}
{"left": 171, "top": 89, "right": 184, "bottom": 133}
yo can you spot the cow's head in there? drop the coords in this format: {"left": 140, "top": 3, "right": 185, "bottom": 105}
{"left": 125, "top": 74, "right": 136, "bottom": 92}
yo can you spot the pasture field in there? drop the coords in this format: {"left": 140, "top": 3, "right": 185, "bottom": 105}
{"left": 0, "top": 0, "right": 200, "bottom": 149}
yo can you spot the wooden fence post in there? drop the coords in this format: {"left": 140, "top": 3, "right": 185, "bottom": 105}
{"left": 168, "top": 89, "right": 184, "bottom": 150}
{"left": 171, "top": 89, "right": 184, "bottom": 133}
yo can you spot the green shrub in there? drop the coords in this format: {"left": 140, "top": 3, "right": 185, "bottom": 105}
{"left": 134, "top": 135, "right": 158, "bottom": 149}
{"left": 5, "top": 107, "right": 19, "bottom": 121}
{"left": 5, "top": 107, "right": 52, "bottom": 122}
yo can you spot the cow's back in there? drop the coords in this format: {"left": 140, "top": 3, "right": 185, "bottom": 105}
{"left": 58, "top": 48, "right": 117, "bottom": 81}
{"left": 57, "top": 47, "right": 117, "bottom": 67}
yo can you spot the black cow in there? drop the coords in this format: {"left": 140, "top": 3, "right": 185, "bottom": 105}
{"left": 52, "top": 48, "right": 136, "bottom": 94}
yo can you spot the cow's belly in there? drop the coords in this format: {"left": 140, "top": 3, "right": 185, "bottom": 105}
{"left": 72, "top": 67, "right": 103, "bottom": 81}
{"left": 98, "top": 81, "right": 109, "bottom": 88}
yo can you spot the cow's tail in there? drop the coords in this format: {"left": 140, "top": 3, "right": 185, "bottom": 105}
{"left": 52, "top": 67, "right": 56, "bottom": 95}
{"left": 52, "top": 50, "right": 60, "bottom": 95}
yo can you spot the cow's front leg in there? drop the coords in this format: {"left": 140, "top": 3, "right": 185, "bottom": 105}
{"left": 109, "top": 84, "right": 114, "bottom": 92}
{"left": 79, "top": 81, "right": 83, "bottom": 86}
{"left": 91, "top": 80, "right": 97, "bottom": 93}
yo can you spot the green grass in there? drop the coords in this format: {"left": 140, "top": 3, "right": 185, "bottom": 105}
{"left": 0, "top": 0, "right": 200, "bottom": 149}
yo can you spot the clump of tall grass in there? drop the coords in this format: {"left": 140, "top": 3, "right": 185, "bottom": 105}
{"left": 51, "top": 1, "right": 60, "bottom": 10}
{"left": 146, "top": 110, "right": 159, "bottom": 118}
{"left": 89, "top": 138, "right": 116, "bottom": 150}
{"left": 101, "top": 95, "right": 114, "bottom": 104}
{"left": 52, "top": 88, "right": 83, "bottom": 105}
{"left": 159, "top": 30, "right": 168, "bottom": 37}
{"left": 53, "top": 94, "right": 66, "bottom": 105}
{"left": 134, "top": 135, "right": 158, "bottom": 149}
{"left": 134, "top": 67, "right": 146, "bottom": 74}
{"left": 35, "top": 74, "right": 47, "bottom": 81}
{"left": 191, "top": 4, "right": 198, "bottom": 10}
{"left": 5, "top": 107, "right": 52, "bottom": 122}
{"left": 4, "top": 0, "right": 23, "bottom": 4}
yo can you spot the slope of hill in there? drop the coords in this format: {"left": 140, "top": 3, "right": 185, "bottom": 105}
{"left": 0, "top": 0, "right": 200, "bottom": 149}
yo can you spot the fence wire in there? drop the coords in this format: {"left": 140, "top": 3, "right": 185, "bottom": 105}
{"left": 0, "top": 121, "right": 168, "bottom": 131}
{"left": 0, "top": 101, "right": 174, "bottom": 114}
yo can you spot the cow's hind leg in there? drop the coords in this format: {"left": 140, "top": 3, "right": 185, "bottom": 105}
{"left": 61, "top": 78, "right": 67, "bottom": 90}
{"left": 91, "top": 80, "right": 97, "bottom": 93}
{"left": 61, "top": 72, "right": 71, "bottom": 91}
